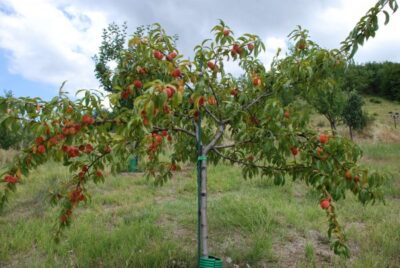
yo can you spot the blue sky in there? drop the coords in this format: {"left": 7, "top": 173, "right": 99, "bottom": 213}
{"left": 0, "top": 50, "right": 56, "bottom": 99}
{"left": 0, "top": 0, "right": 399, "bottom": 101}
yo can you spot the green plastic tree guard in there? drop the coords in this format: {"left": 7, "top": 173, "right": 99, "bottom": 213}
{"left": 128, "top": 156, "right": 138, "bottom": 172}
{"left": 199, "top": 256, "right": 223, "bottom": 268}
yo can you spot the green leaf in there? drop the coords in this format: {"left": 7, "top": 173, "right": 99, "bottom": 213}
{"left": 383, "top": 10, "right": 390, "bottom": 25}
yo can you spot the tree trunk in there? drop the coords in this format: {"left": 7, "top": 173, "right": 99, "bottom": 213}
{"left": 200, "top": 148, "right": 209, "bottom": 257}
{"left": 329, "top": 120, "right": 337, "bottom": 136}
{"left": 349, "top": 125, "right": 353, "bottom": 140}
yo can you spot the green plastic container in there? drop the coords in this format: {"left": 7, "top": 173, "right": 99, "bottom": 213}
{"left": 199, "top": 256, "right": 223, "bottom": 268}
{"left": 128, "top": 156, "right": 138, "bottom": 172}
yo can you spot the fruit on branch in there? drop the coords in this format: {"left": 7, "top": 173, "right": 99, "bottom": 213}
{"left": 208, "top": 96, "right": 217, "bottom": 105}
{"left": 169, "top": 163, "right": 177, "bottom": 171}
{"left": 345, "top": 170, "right": 352, "bottom": 181}
{"left": 103, "top": 145, "right": 112, "bottom": 154}
{"left": 155, "top": 134, "right": 163, "bottom": 145}
{"left": 63, "top": 146, "right": 80, "bottom": 158}
{"left": 316, "top": 146, "right": 326, "bottom": 159}
{"left": 153, "top": 50, "right": 164, "bottom": 60}
{"left": 171, "top": 68, "right": 182, "bottom": 78}
{"left": 167, "top": 135, "right": 172, "bottom": 142}
{"left": 82, "top": 114, "right": 95, "bottom": 125}
{"left": 354, "top": 175, "right": 360, "bottom": 183}
{"left": 62, "top": 123, "right": 81, "bottom": 136}
{"left": 284, "top": 111, "right": 290, "bottom": 119}
{"left": 121, "top": 89, "right": 132, "bottom": 100}
{"left": 66, "top": 105, "right": 74, "bottom": 113}
{"left": 161, "top": 130, "right": 168, "bottom": 137}
{"left": 96, "top": 170, "right": 103, "bottom": 177}
{"left": 297, "top": 40, "right": 307, "bottom": 50}
{"left": 207, "top": 61, "right": 216, "bottom": 70}
{"left": 37, "top": 145, "right": 46, "bottom": 154}
{"left": 247, "top": 43, "right": 254, "bottom": 51}
{"left": 134, "top": 80, "right": 143, "bottom": 89}
{"left": 82, "top": 165, "right": 89, "bottom": 172}
{"left": 319, "top": 133, "right": 329, "bottom": 144}
{"left": 291, "top": 147, "right": 299, "bottom": 156}
{"left": 230, "top": 88, "right": 238, "bottom": 97}
{"left": 48, "top": 137, "right": 58, "bottom": 146}
{"left": 35, "top": 136, "right": 44, "bottom": 145}
{"left": 231, "top": 43, "right": 242, "bottom": 56}
{"left": 223, "top": 28, "right": 230, "bottom": 36}
{"left": 166, "top": 51, "right": 177, "bottom": 61}
{"left": 164, "top": 86, "right": 175, "bottom": 98}
{"left": 320, "top": 198, "right": 330, "bottom": 209}
{"left": 253, "top": 77, "right": 261, "bottom": 86}
{"left": 198, "top": 96, "right": 205, "bottom": 107}
{"left": 193, "top": 110, "right": 200, "bottom": 121}
{"left": 137, "top": 67, "right": 147, "bottom": 75}
{"left": 84, "top": 144, "right": 93, "bottom": 153}
{"left": 69, "top": 188, "right": 85, "bottom": 204}
{"left": 4, "top": 175, "right": 18, "bottom": 184}
{"left": 78, "top": 171, "right": 86, "bottom": 179}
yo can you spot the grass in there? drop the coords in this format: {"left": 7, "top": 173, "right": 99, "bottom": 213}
{"left": 0, "top": 142, "right": 399, "bottom": 267}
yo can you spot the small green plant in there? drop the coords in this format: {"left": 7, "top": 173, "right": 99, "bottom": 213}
{"left": 304, "top": 242, "right": 316, "bottom": 268}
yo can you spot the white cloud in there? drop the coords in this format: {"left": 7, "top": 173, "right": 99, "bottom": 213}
{"left": 0, "top": 0, "right": 399, "bottom": 99}
{"left": 312, "top": 0, "right": 400, "bottom": 63}
{"left": 0, "top": 0, "right": 108, "bottom": 95}
{"left": 264, "top": 37, "right": 287, "bottom": 69}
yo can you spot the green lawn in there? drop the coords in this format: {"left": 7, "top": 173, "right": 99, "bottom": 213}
{"left": 0, "top": 142, "right": 399, "bottom": 267}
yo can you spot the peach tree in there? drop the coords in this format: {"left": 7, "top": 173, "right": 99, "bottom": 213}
{"left": 0, "top": 0, "right": 397, "bottom": 259}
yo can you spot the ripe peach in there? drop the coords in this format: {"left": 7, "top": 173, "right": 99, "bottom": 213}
{"left": 153, "top": 50, "right": 164, "bottom": 60}
{"left": 320, "top": 199, "right": 330, "bottom": 209}
{"left": 319, "top": 133, "right": 329, "bottom": 144}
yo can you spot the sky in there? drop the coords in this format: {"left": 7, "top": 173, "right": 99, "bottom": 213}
{"left": 0, "top": 0, "right": 399, "bottom": 100}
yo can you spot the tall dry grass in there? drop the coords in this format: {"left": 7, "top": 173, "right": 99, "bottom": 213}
{"left": 0, "top": 149, "right": 18, "bottom": 167}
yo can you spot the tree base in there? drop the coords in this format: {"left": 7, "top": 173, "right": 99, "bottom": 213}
{"left": 199, "top": 256, "right": 223, "bottom": 268}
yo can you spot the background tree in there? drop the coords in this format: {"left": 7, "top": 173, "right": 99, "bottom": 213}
{"left": 343, "top": 62, "right": 400, "bottom": 101}
{"left": 0, "top": 90, "right": 30, "bottom": 150}
{"left": 342, "top": 91, "right": 367, "bottom": 140}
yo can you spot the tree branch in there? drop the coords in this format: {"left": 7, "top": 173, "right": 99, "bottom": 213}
{"left": 242, "top": 91, "right": 273, "bottom": 110}
{"left": 213, "top": 139, "right": 253, "bottom": 149}
{"left": 203, "top": 105, "right": 221, "bottom": 124}
{"left": 212, "top": 147, "right": 306, "bottom": 172}
{"left": 203, "top": 124, "right": 225, "bottom": 154}
{"left": 153, "top": 126, "right": 196, "bottom": 137}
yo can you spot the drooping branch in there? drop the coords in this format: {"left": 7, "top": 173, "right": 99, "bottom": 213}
{"left": 212, "top": 147, "right": 306, "bottom": 172}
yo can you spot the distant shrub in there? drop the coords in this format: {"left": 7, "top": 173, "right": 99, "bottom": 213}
{"left": 369, "top": 98, "right": 382, "bottom": 104}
